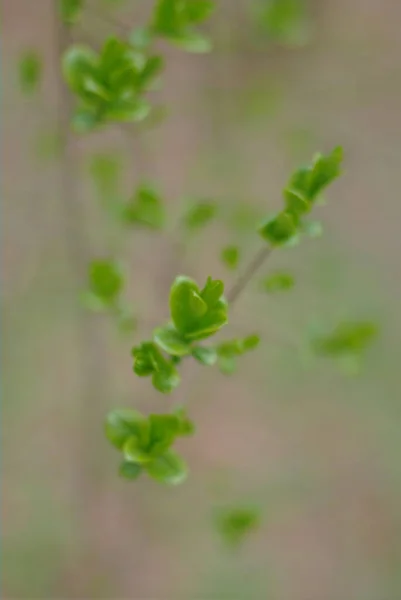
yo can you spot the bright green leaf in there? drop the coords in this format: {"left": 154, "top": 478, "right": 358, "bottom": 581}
{"left": 146, "top": 449, "right": 188, "bottom": 485}
{"left": 258, "top": 210, "right": 299, "bottom": 246}
{"left": 153, "top": 324, "right": 192, "bottom": 356}
{"left": 105, "top": 408, "right": 148, "bottom": 450}
{"left": 192, "top": 345, "right": 218, "bottom": 366}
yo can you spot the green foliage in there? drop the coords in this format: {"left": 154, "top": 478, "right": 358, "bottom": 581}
{"left": 132, "top": 341, "right": 181, "bottom": 393}
{"left": 215, "top": 506, "right": 261, "bottom": 546}
{"left": 62, "top": 38, "right": 164, "bottom": 130}
{"left": 86, "top": 259, "right": 124, "bottom": 308}
{"left": 182, "top": 200, "right": 217, "bottom": 231}
{"left": 59, "top": 0, "right": 84, "bottom": 24}
{"left": 261, "top": 271, "right": 294, "bottom": 293}
{"left": 259, "top": 147, "right": 343, "bottom": 246}
{"left": 151, "top": 0, "right": 215, "bottom": 52}
{"left": 221, "top": 245, "right": 240, "bottom": 270}
{"left": 255, "top": 0, "right": 310, "bottom": 47}
{"left": 169, "top": 276, "right": 228, "bottom": 341}
{"left": 106, "top": 408, "right": 193, "bottom": 484}
{"left": 216, "top": 335, "right": 260, "bottom": 374}
{"left": 122, "top": 183, "right": 165, "bottom": 229}
{"left": 18, "top": 51, "right": 42, "bottom": 95}
{"left": 258, "top": 210, "right": 299, "bottom": 246}
{"left": 313, "top": 320, "right": 378, "bottom": 358}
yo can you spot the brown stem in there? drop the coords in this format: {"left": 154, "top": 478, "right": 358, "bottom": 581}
{"left": 227, "top": 245, "right": 273, "bottom": 305}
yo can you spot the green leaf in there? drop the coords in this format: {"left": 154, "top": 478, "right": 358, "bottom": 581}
{"left": 285, "top": 147, "right": 343, "bottom": 205}
{"left": 258, "top": 210, "right": 299, "bottom": 246}
{"left": 221, "top": 245, "right": 240, "bottom": 270}
{"left": 122, "top": 183, "right": 165, "bottom": 229}
{"left": 242, "top": 334, "right": 260, "bottom": 351}
{"left": 146, "top": 450, "right": 188, "bottom": 485}
{"left": 183, "top": 200, "right": 217, "bottom": 230}
{"left": 301, "top": 219, "right": 323, "bottom": 238}
{"left": 308, "top": 146, "right": 343, "bottom": 200}
{"left": 18, "top": 51, "right": 42, "bottom": 95}
{"left": 123, "top": 436, "right": 152, "bottom": 464}
{"left": 192, "top": 345, "right": 218, "bottom": 366}
{"left": 200, "top": 276, "right": 225, "bottom": 308}
{"left": 218, "top": 355, "right": 237, "bottom": 375}
{"left": 62, "top": 45, "right": 98, "bottom": 95}
{"left": 261, "top": 271, "right": 294, "bottom": 293}
{"left": 173, "top": 407, "right": 195, "bottom": 436}
{"left": 119, "top": 460, "right": 142, "bottom": 480}
{"left": 184, "top": 0, "right": 215, "bottom": 23}
{"left": 172, "top": 31, "right": 212, "bottom": 53}
{"left": 153, "top": 324, "right": 192, "bottom": 356}
{"left": 88, "top": 259, "right": 123, "bottom": 305}
{"left": 215, "top": 506, "right": 261, "bottom": 546}
{"left": 129, "top": 27, "right": 153, "bottom": 50}
{"left": 169, "top": 276, "right": 202, "bottom": 334}
{"left": 313, "top": 320, "right": 378, "bottom": 357}
{"left": 152, "top": 0, "right": 214, "bottom": 53}
{"left": 256, "top": 0, "right": 310, "bottom": 47}
{"left": 105, "top": 408, "right": 148, "bottom": 450}
{"left": 283, "top": 187, "right": 310, "bottom": 215}
{"left": 59, "top": 0, "right": 84, "bottom": 24}
{"left": 152, "top": 366, "right": 181, "bottom": 394}
{"left": 147, "top": 414, "right": 180, "bottom": 455}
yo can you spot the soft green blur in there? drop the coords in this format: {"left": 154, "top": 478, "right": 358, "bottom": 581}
{"left": 3, "top": 0, "right": 401, "bottom": 598}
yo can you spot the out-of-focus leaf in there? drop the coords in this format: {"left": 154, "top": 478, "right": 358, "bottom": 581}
{"left": 88, "top": 259, "right": 123, "bottom": 306}
{"left": 261, "top": 271, "right": 294, "bottom": 293}
{"left": 215, "top": 506, "right": 261, "bottom": 546}
{"left": 313, "top": 320, "right": 378, "bottom": 358}
{"left": 221, "top": 245, "right": 240, "bottom": 270}
{"left": 119, "top": 460, "right": 142, "bottom": 480}
{"left": 59, "top": 0, "right": 84, "bottom": 23}
{"left": 182, "top": 200, "right": 217, "bottom": 231}
{"left": 18, "top": 51, "right": 42, "bottom": 95}
{"left": 122, "top": 183, "right": 165, "bottom": 229}
{"left": 255, "top": 0, "right": 311, "bottom": 47}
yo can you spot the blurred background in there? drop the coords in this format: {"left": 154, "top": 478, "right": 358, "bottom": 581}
{"left": 3, "top": 0, "right": 401, "bottom": 598}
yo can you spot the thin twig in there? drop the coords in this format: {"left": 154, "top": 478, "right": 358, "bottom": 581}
{"left": 227, "top": 245, "right": 273, "bottom": 305}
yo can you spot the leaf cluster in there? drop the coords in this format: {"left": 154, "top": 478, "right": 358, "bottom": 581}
{"left": 105, "top": 407, "right": 194, "bottom": 484}
{"left": 62, "top": 37, "right": 163, "bottom": 131}
{"left": 258, "top": 147, "right": 343, "bottom": 246}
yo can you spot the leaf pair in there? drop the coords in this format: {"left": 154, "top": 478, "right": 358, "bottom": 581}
{"left": 169, "top": 276, "right": 228, "bottom": 342}
{"left": 105, "top": 408, "right": 194, "bottom": 484}
{"left": 62, "top": 37, "right": 164, "bottom": 130}
{"left": 259, "top": 147, "right": 343, "bottom": 246}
